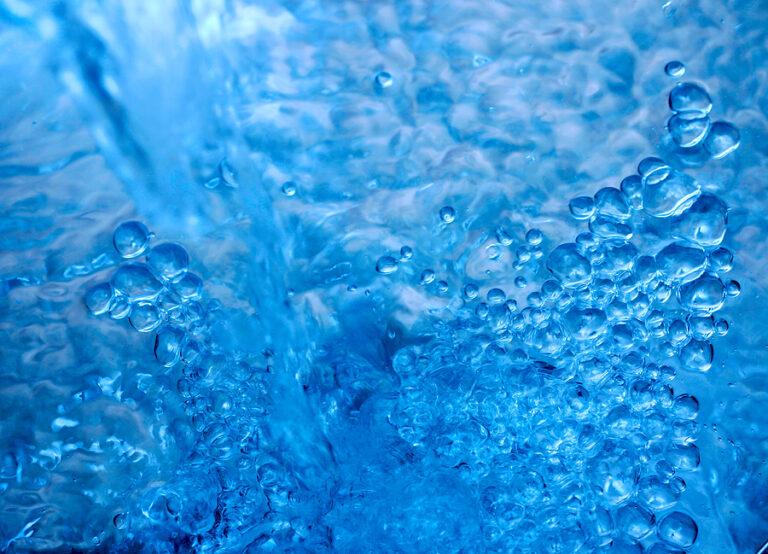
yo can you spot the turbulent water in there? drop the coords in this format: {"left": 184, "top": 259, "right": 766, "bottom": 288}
{"left": 1, "top": 0, "right": 768, "bottom": 553}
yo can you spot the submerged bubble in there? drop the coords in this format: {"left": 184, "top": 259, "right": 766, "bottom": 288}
{"left": 665, "top": 61, "right": 686, "bottom": 77}
{"left": 656, "top": 243, "right": 706, "bottom": 284}
{"left": 376, "top": 256, "right": 398, "bottom": 274}
{"left": 109, "top": 296, "right": 131, "bottom": 320}
{"left": 657, "top": 511, "right": 698, "bottom": 549}
{"left": 547, "top": 243, "right": 592, "bottom": 287}
{"left": 678, "top": 275, "right": 725, "bottom": 312}
{"left": 84, "top": 282, "right": 114, "bottom": 315}
{"left": 680, "top": 339, "right": 714, "bottom": 371}
{"left": 400, "top": 246, "right": 413, "bottom": 260}
{"left": 147, "top": 243, "right": 190, "bottom": 283}
{"left": 594, "top": 187, "right": 631, "bottom": 219}
{"left": 668, "top": 83, "right": 712, "bottom": 117}
{"left": 174, "top": 272, "right": 203, "bottom": 300}
{"left": 709, "top": 247, "right": 733, "bottom": 273}
{"left": 620, "top": 176, "right": 643, "bottom": 210}
{"left": 667, "top": 114, "right": 710, "bottom": 148}
{"left": 130, "top": 302, "right": 162, "bottom": 333}
{"left": 281, "top": 181, "right": 297, "bottom": 196}
{"left": 154, "top": 326, "right": 186, "bottom": 367}
{"left": 642, "top": 168, "right": 700, "bottom": 218}
{"left": 439, "top": 206, "right": 456, "bottom": 223}
{"left": 569, "top": 196, "right": 595, "bottom": 220}
{"left": 420, "top": 269, "right": 436, "bottom": 285}
{"left": 375, "top": 71, "right": 393, "bottom": 89}
{"left": 111, "top": 264, "right": 163, "bottom": 301}
{"left": 675, "top": 193, "right": 727, "bottom": 246}
{"left": 525, "top": 228, "right": 543, "bottom": 245}
{"left": 703, "top": 121, "right": 740, "bottom": 158}
{"left": 463, "top": 283, "right": 479, "bottom": 299}
{"left": 113, "top": 221, "right": 150, "bottom": 259}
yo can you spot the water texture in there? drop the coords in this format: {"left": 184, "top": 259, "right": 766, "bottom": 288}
{"left": 1, "top": 0, "right": 768, "bottom": 553}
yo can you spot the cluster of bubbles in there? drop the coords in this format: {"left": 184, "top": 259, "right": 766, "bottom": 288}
{"left": 79, "top": 66, "right": 741, "bottom": 552}
{"left": 664, "top": 69, "right": 740, "bottom": 160}
{"left": 368, "top": 72, "right": 740, "bottom": 552}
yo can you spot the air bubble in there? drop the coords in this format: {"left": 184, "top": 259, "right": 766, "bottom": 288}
{"left": 665, "top": 61, "right": 685, "bottom": 77}
{"left": 525, "top": 228, "right": 543, "bottom": 245}
{"left": 439, "top": 206, "right": 456, "bottom": 223}
{"left": 657, "top": 511, "right": 698, "bottom": 549}
{"left": 111, "top": 263, "right": 163, "bottom": 301}
{"left": 85, "top": 282, "right": 114, "bottom": 315}
{"left": 703, "top": 121, "right": 740, "bottom": 158}
{"left": 668, "top": 83, "right": 712, "bottom": 118}
{"left": 147, "top": 243, "right": 190, "bottom": 283}
{"left": 547, "top": 243, "right": 592, "bottom": 287}
{"left": 667, "top": 114, "right": 710, "bottom": 148}
{"left": 376, "top": 256, "right": 398, "bottom": 274}
{"left": 113, "top": 221, "right": 150, "bottom": 259}
{"left": 281, "top": 181, "right": 297, "bottom": 196}
{"left": 130, "top": 302, "right": 162, "bottom": 333}
{"left": 569, "top": 196, "right": 595, "bottom": 220}
{"left": 154, "top": 326, "right": 186, "bottom": 367}
{"left": 420, "top": 269, "right": 436, "bottom": 285}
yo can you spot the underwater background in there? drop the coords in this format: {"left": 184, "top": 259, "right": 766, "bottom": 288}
{"left": 1, "top": 0, "right": 768, "bottom": 552}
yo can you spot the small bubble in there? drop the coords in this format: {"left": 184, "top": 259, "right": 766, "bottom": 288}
{"left": 703, "top": 121, "right": 740, "bottom": 159}
{"left": 174, "top": 272, "right": 203, "bottom": 300}
{"left": 514, "top": 276, "right": 528, "bottom": 288}
{"left": 495, "top": 226, "right": 514, "bottom": 246}
{"left": 109, "top": 296, "right": 131, "bottom": 320}
{"left": 665, "top": 60, "right": 686, "bottom": 77}
{"left": 420, "top": 269, "right": 436, "bottom": 285}
{"left": 669, "top": 83, "right": 712, "bottom": 117}
{"left": 709, "top": 247, "right": 733, "bottom": 273}
{"left": 525, "top": 228, "right": 543, "bottom": 245}
{"left": 113, "top": 513, "right": 127, "bottom": 529}
{"left": 620, "top": 175, "right": 643, "bottom": 210}
{"left": 376, "top": 256, "right": 398, "bottom": 274}
{"left": 715, "top": 318, "right": 729, "bottom": 335}
{"left": 594, "top": 187, "right": 630, "bottom": 219}
{"left": 546, "top": 243, "right": 592, "bottom": 287}
{"left": 375, "top": 71, "right": 393, "bottom": 89}
{"left": 147, "top": 243, "right": 190, "bottom": 283}
{"left": 436, "top": 280, "right": 449, "bottom": 294}
{"left": 281, "top": 181, "right": 297, "bottom": 197}
{"left": 657, "top": 511, "right": 698, "bottom": 549}
{"left": 130, "top": 302, "right": 162, "bottom": 333}
{"left": 725, "top": 279, "right": 741, "bottom": 297}
{"left": 487, "top": 288, "right": 506, "bottom": 305}
{"left": 85, "top": 282, "right": 114, "bottom": 315}
{"left": 113, "top": 221, "right": 150, "bottom": 259}
{"left": 667, "top": 114, "right": 711, "bottom": 148}
{"left": 463, "top": 284, "right": 479, "bottom": 299}
{"left": 439, "top": 206, "right": 456, "bottom": 223}
{"left": 568, "top": 196, "right": 595, "bottom": 220}
{"left": 154, "top": 326, "right": 186, "bottom": 367}
{"left": 399, "top": 246, "right": 413, "bottom": 261}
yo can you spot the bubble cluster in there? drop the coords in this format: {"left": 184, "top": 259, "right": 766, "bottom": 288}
{"left": 666, "top": 81, "right": 740, "bottom": 160}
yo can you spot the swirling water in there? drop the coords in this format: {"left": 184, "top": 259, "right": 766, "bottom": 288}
{"left": 1, "top": 1, "right": 768, "bottom": 553}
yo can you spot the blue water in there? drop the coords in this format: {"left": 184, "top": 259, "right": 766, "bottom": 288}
{"left": 1, "top": 0, "right": 767, "bottom": 552}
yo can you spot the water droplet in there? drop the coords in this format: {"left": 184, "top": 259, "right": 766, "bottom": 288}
{"left": 514, "top": 276, "right": 528, "bottom": 289}
{"left": 657, "top": 511, "right": 698, "bottom": 549}
{"left": 547, "top": 244, "right": 592, "bottom": 287}
{"left": 665, "top": 61, "right": 685, "bottom": 77}
{"left": 85, "top": 282, "right": 114, "bottom": 315}
{"left": 667, "top": 114, "right": 710, "bottom": 148}
{"left": 113, "top": 221, "right": 150, "bottom": 259}
{"left": 130, "top": 302, "right": 162, "bottom": 333}
{"left": 569, "top": 196, "right": 595, "bottom": 220}
{"left": 281, "top": 181, "right": 297, "bottom": 196}
{"left": 376, "top": 256, "right": 398, "bottom": 274}
{"left": 715, "top": 318, "right": 729, "bottom": 335}
{"left": 111, "top": 263, "right": 163, "bottom": 301}
{"left": 668, "top": 83, "right": 712, "bottom": 118}
{"left": 725, "top": 279, "right": 741, "bottom": 297}
{"left": 147, "top": 243, "right": 190, "bottom": 283}
{"left": 439, "top": 206, "right": 456, "bottom": 223}
{"left": 703, "top": 121, "right": 740, "bottom": 159}
{"left": 399, "top": 246, "right": 413, "bottom": 261}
